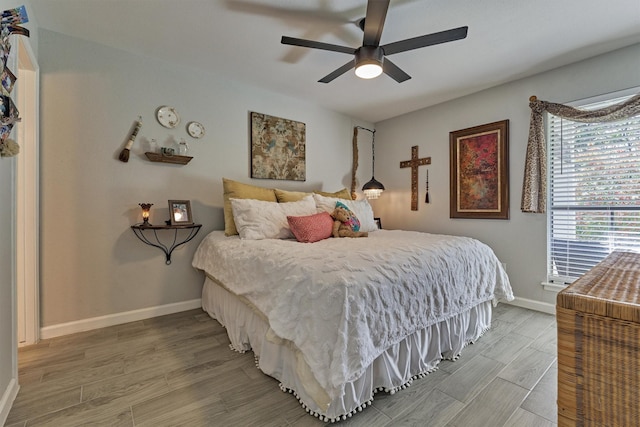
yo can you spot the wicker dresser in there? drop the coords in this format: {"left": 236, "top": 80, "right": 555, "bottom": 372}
{"left": 557, "top": 251, "right": 640, "bottom": 426}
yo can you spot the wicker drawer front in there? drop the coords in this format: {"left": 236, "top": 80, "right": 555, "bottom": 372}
{"left": 557, "top": 251, "right": 640, "bottom": 427}
{"left": 557, "top": 306, "right": 640, "bottom": 426}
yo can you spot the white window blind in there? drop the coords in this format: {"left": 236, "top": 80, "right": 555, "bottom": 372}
{"left": 548, "top": 93, "right": 640, "bottom": 284}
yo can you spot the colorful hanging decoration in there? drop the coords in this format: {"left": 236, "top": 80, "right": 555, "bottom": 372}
{"left": 0, "top": 5, "right": 29, "bottom": 158}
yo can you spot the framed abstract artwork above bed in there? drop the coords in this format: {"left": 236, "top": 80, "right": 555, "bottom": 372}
{"left": 449, "top": 119, "right": 510, "bottom": 219}
{"left": 250, "top": 112, "right": 306, "bottom": 181}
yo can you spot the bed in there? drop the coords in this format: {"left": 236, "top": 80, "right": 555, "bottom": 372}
{"left": 192, "top": 225, "right": 514, "bottom": 422}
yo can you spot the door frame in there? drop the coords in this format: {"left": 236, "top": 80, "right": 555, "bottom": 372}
{"left": 15, "top": 35, "right": 39, "bottom": 346}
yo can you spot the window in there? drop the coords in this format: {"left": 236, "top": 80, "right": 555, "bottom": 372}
{"left": 548, "top": 91, "right": 640, "bottom": 284}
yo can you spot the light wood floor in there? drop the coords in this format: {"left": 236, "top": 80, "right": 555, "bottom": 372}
{"left": 6, "top": 304, "right": 557, "bottom": 427}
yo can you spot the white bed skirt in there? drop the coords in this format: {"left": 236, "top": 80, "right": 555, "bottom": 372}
{"left": 202, "top": 276, "right": 492, "bottom": 422}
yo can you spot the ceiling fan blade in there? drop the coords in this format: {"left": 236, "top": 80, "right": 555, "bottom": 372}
{"left": 381, "top": 26, "right": 468, "bottom": 56}
{"left": 318, "top": 60, "right": 355, "bottom": 83}
{"left": 281, "top": 36, "right": 356, "bottom": 55}
{"left": 362, "top": 0, "right": 390, "bottom": 46}
{"left": 382, "top": 58, "right": 411, "bottom": 83}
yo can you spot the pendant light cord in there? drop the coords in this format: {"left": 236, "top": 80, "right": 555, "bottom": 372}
{"left": 356, "top": 126, "right": 376, "bottom": 176}
{"left": 372, "top": 130, "right": 376, "bottom": 177}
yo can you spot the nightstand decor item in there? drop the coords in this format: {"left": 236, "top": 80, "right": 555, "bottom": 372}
{"left": 0, "top": 5, "right": 30, "bottom": 158}
{"left": 118, "top": 116, "right": 142, "bottom": 162}
{"left": 139, "top": 202, "right": 153, "bottom": 226}
{"left": 169, "top": 200, "right": 193, "bottom": 225}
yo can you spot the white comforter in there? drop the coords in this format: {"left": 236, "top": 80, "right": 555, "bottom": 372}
{"left": 192, "top": 230, "right": 513, "bottom": 404}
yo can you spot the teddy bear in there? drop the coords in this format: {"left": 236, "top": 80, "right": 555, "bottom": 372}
{"left": 331, "top": 206, "right": 368, "bottom": 238}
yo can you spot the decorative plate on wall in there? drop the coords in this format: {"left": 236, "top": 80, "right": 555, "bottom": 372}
{"left": 156, "top": 105, "right": 180, "bottom": 129}
{"left": 187, "top": 121, "right": 205, "bottom": 139}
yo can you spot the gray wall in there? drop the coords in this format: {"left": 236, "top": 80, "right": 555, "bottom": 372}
{"left": 34, "top": 19, "right": 640, "bottom": 327}
{"left": 371, "top": 43, "right": 640, "bottom": 309}
{"left": 38, "top": 29, "right": 373, "bottom": 328}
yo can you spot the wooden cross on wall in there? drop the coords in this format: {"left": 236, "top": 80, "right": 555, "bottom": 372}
{"left": 400, "top": 146, "right": 431, "bottom": 211}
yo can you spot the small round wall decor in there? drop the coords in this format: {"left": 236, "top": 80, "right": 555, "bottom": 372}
{"left": 156, "top": 105, "right": 180, "bottom": 129}
{"left": 187, "top": 121, "right": 205, "bottom": 139}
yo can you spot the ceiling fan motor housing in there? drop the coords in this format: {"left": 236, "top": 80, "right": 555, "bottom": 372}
{"left": 356, "top": 46, "right": 384, "bottom": 66}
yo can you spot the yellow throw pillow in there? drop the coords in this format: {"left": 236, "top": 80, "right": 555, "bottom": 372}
{"left": 314, "top": 188, "right": 352, "bottom": 200}
{"left": 275, "top": 189, "right": 312, "bottom": 203}
{"left": 276, "top": 188, "right": 352, "bottom": 202}
{"left": 223, "top": 178, "right": 277, "bottom": 236}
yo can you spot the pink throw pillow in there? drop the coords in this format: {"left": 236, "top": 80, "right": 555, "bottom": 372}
{"left": 287, "top": 212, "right": 334, "bottom": 243}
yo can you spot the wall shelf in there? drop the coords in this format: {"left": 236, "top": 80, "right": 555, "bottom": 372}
{"left": 131, "top": 223, "right": 202, "bottom": 264}
{"left": 145, "top": 152, "right": 193, "bottom": 165}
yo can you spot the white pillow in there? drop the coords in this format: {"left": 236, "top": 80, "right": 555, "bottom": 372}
{"left": 312, "top": 194, "right": 378, "bottom": 232}
{"left": 231, "top": 195, "right": 317, "bottom": 240}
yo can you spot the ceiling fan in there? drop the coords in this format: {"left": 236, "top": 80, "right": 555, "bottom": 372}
{"left": 281, "top": 0, "right": 468, "bottom": 83}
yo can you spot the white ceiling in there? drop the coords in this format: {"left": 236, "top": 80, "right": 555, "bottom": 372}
{"left": 29, "top": 0, "right": 640, "bottom": 123}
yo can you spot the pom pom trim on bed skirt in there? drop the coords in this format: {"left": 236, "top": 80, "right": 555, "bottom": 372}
{"left": 236, "top": 324, "right": 492, "bottom": 423}
{"left": 202, "top": 276, "right": 495, "bottom": 421}
{"left": 266, "top": 325, "right": 492, "bottom": 423}
{"left": 278, "top": 364, "right": 444, "bottom": 423}
{"left": 272, "top": 324, "right": 488, "bottom": 424}
{"left": 279, "top": 383, "right": 374, "bottom": 423}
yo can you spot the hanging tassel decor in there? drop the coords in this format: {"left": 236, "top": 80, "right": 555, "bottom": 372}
{"left": 425, "top": 169, "right": 430, "bottom": 203}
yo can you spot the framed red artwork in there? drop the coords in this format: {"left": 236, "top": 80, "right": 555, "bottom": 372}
{"left": 449, "top": 120, "right": 509, "bottom": 219}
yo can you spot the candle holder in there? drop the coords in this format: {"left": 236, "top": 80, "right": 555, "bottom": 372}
{"left": 139, "top": 203, "right": 153, "bottom": 227}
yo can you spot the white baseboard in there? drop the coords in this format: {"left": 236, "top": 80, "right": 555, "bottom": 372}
{"left": 40, "top": 299, "right": 202, "bottom": 339}
{"left": 0, "top": 378, "right": 19, "bottom": 426}
{"left": 506, "top": 297, "right": 556, "bottom": 315}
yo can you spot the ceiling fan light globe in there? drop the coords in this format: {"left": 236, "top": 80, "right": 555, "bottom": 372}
{"left": 354, "top": 45, "right": 384, "bottom": 80}
{"left": 355, "top": 63, "right": 383, "bottom": 79}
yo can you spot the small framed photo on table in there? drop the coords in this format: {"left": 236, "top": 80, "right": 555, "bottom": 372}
{"left": 168, "top": 200, "right": 193, "bottom": 225}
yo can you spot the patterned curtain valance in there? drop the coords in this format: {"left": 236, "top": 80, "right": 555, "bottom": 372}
{"left": 521, "top": 93, "right": 640, "bottom": 213}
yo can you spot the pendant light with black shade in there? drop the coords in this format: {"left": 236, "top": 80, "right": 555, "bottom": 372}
{"left": 358, "top": 126, "right": 385, "bottom": 199}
